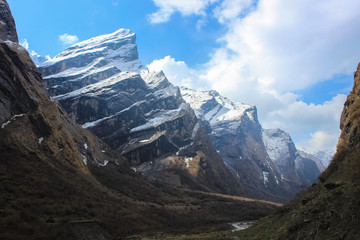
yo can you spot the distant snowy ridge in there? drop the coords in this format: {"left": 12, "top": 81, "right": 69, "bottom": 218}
{"left": 298, "top": 147, "right": 334, "bottom": 168}
{"left": 29, "top": 50, "right": 49, "bottom": 66}
{"left": 181, "top": 87, "right": 324, "bottom": 201}
{"left": 180, "top": 87, "right": 256, "bottom": 129}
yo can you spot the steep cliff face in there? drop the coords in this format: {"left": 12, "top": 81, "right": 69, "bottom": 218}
{"left": 322, "top": 62, "right": 360, "bottom": 182}
{"left": 0, "top": 0, "right": 18, "bottom": 43}
{"left": 236, "top": 63, "right": 360, "bottom": 240}
{"left": 181, "top": 88, "right": 322, "bottom": 202}
{"left": 38, "top": 30, "right": 243, "bottom": 195}
{"left": 263, "top": 129, "right": 321, "bottom": 186}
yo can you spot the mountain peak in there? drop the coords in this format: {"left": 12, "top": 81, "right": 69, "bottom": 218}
{"left": 69, "top": 28, "right": 134, "bottom": 50}
{"left": 180, "top": 87, "right": 256, "bottom": 124}
{"left": 39, "top": 28, "right": 144, "bottom": 74}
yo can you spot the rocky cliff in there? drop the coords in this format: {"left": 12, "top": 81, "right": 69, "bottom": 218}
{"left": 181, "top": 87, "right": 322, "bottom": 202}
{"left": 0, "top": 0, "right": 18, "bottom": 43}
{"left": 38, "top": 29, "right": 243, "bottom": 196}
{"left": 236, "top": 63, "right": 360, "bottom": 239}
{"left": 262, "top": 129, "right": 321, "bottom": 186}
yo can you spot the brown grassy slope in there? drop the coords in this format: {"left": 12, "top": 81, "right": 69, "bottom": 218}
{"left": 0, "top": 41, "right": 278, "bottom": 240}
{"left": 234, "top": 63, "right": 360, "bottom": 240}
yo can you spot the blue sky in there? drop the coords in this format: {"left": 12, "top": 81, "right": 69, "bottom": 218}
{"left": 7, "top": 0, "right": 360, "bottom": 154}
{"left": 8, "top": 0, "right": 224, "bottom": 66}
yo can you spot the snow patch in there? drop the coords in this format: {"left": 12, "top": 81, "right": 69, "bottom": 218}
{"left": 275, "top": 175, "right": 280, "bottom": 184}
{"left": 84, "top": 143, "right": 88, "bottom": 150}
{"left": 231, "top": 222, "right": 255, "bottom": 232}
{"left": 262, "top": 129, "right": 292, "bottom": 163}
{"left": 81, "top": 154, "right": 88, "bottom": 165}
{"left": 1, "top": 113, "right": 26, "bottom": 129}
{"left": 53, "top": 71, "right": 139, "bottom": 100}
{"left": 263, "top": 171, "right": 269, "bottom": 185}
{"left": 180, "top": 87, "right": 256, "bottom": 131}
{"left": 82, "top": 100, "right": 147, "bottom": 129}
{"left": 130, "top": 104, "right": 186, "bottom": 133}
{"left": 176, "top": 142, "right": 193, "bottom": 156}
{"left": 184, "top": 157, "right": 193, "bottom": 168}
{"left": 38, "top": 137, "right": 44, "bottom": 144}
{"left": 99, "top": 160, "right": 109, "bottom": 167}
{"left": 82, "top": 115, "right": 113, "bottom": 128}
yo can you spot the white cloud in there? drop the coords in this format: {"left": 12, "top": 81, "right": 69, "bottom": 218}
{"left": 207, "top": 0, "right": 360, "bottom": 151}
{"left": 264, "top": 95, "right": 346, "bottom": 132}
{"left": 217, "top": 0, "right": 360, "bottom": 92}
{"left": 213, "top": 0, "right": 255, "bottom": 23}
{"left": 300, "top": 131, "right": 340, "bottom": 154}
{"left": 20, "top": 39, "right": 29, "bottom": 49}
{"left": 148, "top": 56, "right": 210, "bottom": 89}
{"left": 18, "top": 39, "right": 51, "bottom": 65}
{"left": 150, "top": 56, "right": 346, "bottom": 153}
{"left": 149, "top": 0, "right": 219, "bottom": 23}
{"left": 148, "top": 0, "right": 360, "bottom": 153}
{"left": 58, "top": 33, "right": 79, "bottom": 45}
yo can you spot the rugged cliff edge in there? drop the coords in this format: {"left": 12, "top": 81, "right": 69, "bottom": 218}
{"left": 38, "top": 29, "right": 243, "bottom": 196}
{"left": 181, "top": 87, "right": 322, "bottom": 202}
{"left": 235, "top": 64, "right": 360, "bottom": 240}
{"left": 0, "top": 0, "right": 18, "bottom": 43}
{"left": 38, "top": 25, "right": 325, "bottom": 202}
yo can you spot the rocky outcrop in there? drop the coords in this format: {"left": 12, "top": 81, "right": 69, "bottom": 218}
{"left": 0, "top": 0, "right": 18, "bottom": 43}
{"left": 38, "top": 30, "right": 243, "bottom": 196}
{"left": 181, "top": 88, "right": 323, "bottom": 202}
{"left": 262, "top": 129, "right": 321, "bottom": 186}
{"left": 321, "top": 62, "right": 360, "bottom": 182}
{"left": 236, "top": 63, "right": 360, "bottom": 240}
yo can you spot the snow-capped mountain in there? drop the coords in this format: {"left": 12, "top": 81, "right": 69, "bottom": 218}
{"left": 39, "top": 29, "right": 243, "bottom": 196}
{"left": 181, "top": 87, "right": 323, "bottom": 201}
{"left": 262, "top": 129, "right": 322, "bottom": 186}
{"left": 313, "top": 150, "right": 333, "bottom": 167}
{"left": 39, "top": 28, "right": 323, "bottom": 202}
{"left": 298, "top": 147, "right": 334, "bottom": 168}
{"left": 29, "top": 50, "right": 49, "bottom": 66}
{"left": 41, "top": 29, "right": 144, "bottom": 72}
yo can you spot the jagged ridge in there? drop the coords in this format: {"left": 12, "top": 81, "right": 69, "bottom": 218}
{"left": 181, "top": 87, "right": 323, "bottom": 202}
{"left": 39, "top": 29, "right": 243, "bottom": 196}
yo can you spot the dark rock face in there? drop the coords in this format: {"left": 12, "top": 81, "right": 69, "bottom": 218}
{"left": 322, "top": 62, "right": 360, "bottom": 182}
{"left": 0, "top": 0, "right": 18, "bottom": 43}
{"left": 181, "top": 88, "right": 322, "bottom": 202}
{"left": 0, "top": 44, "right": 41, "bottom": 124}
{"left": 39, "top": 31, "right": 243, "bottom": 195}
{"left": 339, "top": 63, "right": 360, "bottom": 147}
